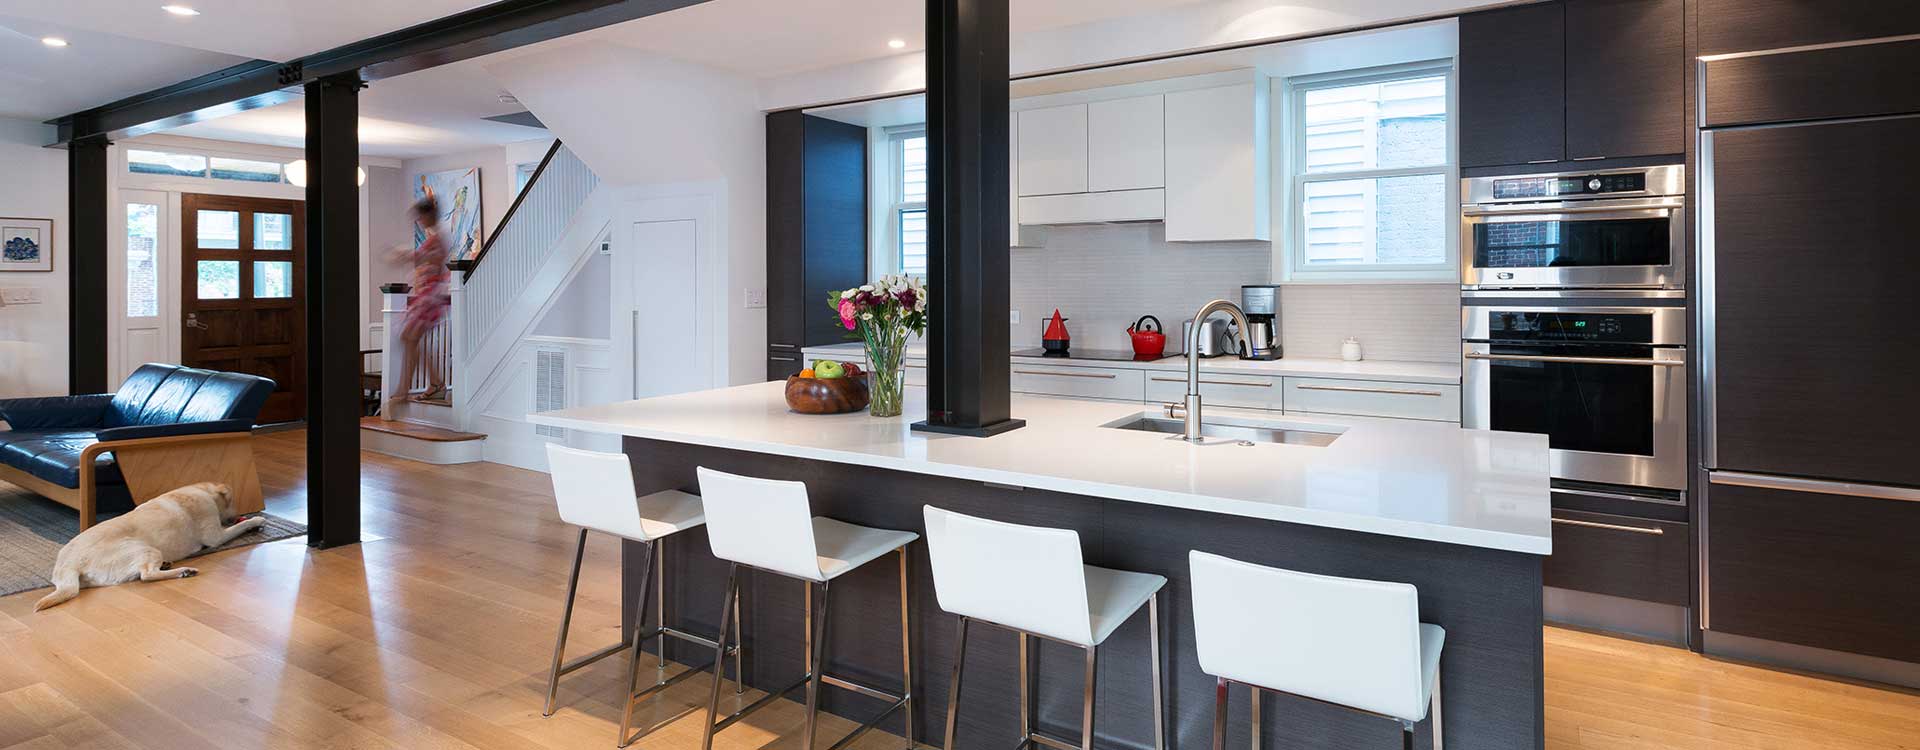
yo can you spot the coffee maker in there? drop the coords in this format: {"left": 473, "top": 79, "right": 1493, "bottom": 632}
{"left": 1240, "top": 285, "right": 1280, "bottom": 360}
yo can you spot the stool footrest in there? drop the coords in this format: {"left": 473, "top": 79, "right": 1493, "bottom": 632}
{"left": 820, "top": 673, "right": 905, "bottom": 703}
{"left": 823, "top": 695, "right": 909, "bottom": 750}
{"left": 1024, "top": 731, "right": 1084, "bottom": 750}
{"left": 556, "top": 641, "right": 629, "bottom": 677}
{"left": 712, "top": 673, "right": 813, "bottom": 733}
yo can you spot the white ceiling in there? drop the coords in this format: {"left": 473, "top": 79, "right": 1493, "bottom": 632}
{"left": 167, "top": 59, "right": 549, "bottom": 159}
{"left": 579, "top": 0, "right": 1217, "bottom": 78}
{"left": 0, "top": 12, "right": 248, "bottom": 121}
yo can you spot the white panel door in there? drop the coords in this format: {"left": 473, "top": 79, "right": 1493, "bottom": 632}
{"left": 1165, "top": 83, "right": 1269, "bottom": 242}
{"left": 1088, "top": 94, "right": 1165, "bottom": 192}
{"left": 628, "top": 219, "right": 702, "bottom": 399}
{"left": 113, "top": 189, "right": 169, "bottom": 383}
{"left": 1017, "top": 103, "right": 1089, "bottom": 196}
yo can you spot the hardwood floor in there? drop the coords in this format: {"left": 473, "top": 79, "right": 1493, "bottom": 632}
{"left": 2, "top": 429, "right": 1915, "bottom": 750}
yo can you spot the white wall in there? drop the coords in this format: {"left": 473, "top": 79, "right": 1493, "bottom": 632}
{"left": 489, "top": 43, "right": 766, "bottom": 386}
{"left": 365, "top": 164, "right": 409, "bottom": 332}
{"left": 0, "top": 118, "right": 69, "bottom": 398}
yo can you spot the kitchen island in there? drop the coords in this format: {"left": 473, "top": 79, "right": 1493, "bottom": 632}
{"left": 531, "top": 383, "right": 1550, "bottom": 750}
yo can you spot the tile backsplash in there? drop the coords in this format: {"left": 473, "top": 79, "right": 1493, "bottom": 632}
{"left": 1008, "top": 224, "right": 1459, "bottom": 363}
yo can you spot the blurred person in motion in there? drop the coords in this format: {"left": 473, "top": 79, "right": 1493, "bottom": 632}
{"left": 383, "top": 195, "right": 451, "bottom": 420}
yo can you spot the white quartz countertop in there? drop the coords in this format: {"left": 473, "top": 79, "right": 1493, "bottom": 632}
{"left": 799, "top": 342, "right": 1461, "bottom": 384}
{"left": 531, "top": 382, "right": 1550, "bottom": 554}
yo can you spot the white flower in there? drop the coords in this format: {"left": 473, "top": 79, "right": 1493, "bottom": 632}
{"left": 860, "top": 284, "right": 875, "bottom": 292}
{"left": 861, "top": 312, "right": 874, "bottom": 320}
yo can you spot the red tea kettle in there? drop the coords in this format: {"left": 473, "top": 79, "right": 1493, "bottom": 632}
{"left": 1127, "top": 315, "right": 1166, "bottom": 357}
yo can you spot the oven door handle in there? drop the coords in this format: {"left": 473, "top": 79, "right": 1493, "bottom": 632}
{"left": 1465, "top": 352, "right": 1685, "bottom": 367}
{"left": 1462, "top": 200, "right": 1682, "bottom": 218}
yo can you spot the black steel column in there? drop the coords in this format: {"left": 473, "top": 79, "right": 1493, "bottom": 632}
{"left": 305, "top": 73, "right": 363, "bottom": 548}
{"left": 912, "top": 0, "right": 1023, "bottom": 437}
{"left": 67, "top": 137, "right": 110, "bottom": 394}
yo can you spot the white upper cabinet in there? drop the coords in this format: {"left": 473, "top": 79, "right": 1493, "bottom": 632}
{"left": 1165, "top": 81, "right": 1270, "bottom": 242}
{"left": 1017, "top": 103, "right": 1089, "bottom": 196}
{"left": 1088, "top": 95, "right": 1165, "bottom": 192}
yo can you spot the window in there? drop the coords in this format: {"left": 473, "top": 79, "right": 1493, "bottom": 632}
{"left": 890, "top": 130, "right": 928, "bottom": 278}
{"left": 127, "top": 148, "right": 293, "bottom": 185}
{"left": 513, "top": 161, "right": 539, "bottom": 198}
{"left": 125, "top": 202, "right": 160, "bottom": 317}
{"left": 127, "top": 149, "right": 207, "bottom": 178}
{"left": 1288, "top": 64, "right": 1455, "bottom": 280}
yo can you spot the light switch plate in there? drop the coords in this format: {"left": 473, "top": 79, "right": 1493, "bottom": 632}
{"left": 0, "top": 288, "right": 41, "bottom": 305}
{"left": 744, "top": 288, "right": 767, "bottom": 309}
{"left": 1009, "top": 310, "right": 1020, "bottom": 325}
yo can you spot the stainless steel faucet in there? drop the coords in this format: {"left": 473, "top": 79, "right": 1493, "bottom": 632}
{"left": 1164, "top": 299, "right": 1251, "bottom": 441}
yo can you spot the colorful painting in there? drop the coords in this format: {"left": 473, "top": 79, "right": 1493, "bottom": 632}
{"left": 0, "top": 218, "right": 53, "bottom": 272}
{"left": 415, "top": 168, "right": 483, "bottom": 261}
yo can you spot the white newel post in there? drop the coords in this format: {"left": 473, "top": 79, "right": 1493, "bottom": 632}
{"left": 381, "top": 284, "right": 411, "bottom": 422}
{"left": 447, "top": 270, "right": 467, "bottom": 429}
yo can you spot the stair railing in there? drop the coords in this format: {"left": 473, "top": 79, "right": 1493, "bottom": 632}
{"left": 449, "top": 140, "right": 601, "bottom": 360}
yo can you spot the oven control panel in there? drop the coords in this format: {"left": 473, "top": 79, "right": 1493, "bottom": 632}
{"left": 1486, "top": 311, "right": 1652, "bottom": 343}
{"left": 1491, "top": 171, "right": 1647, "bottom": 200}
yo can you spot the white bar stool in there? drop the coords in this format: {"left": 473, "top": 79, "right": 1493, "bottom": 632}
{"left": 541, "top": 444, "right": 743, "bottom": 748}
{"left": 694, "top": 467, "right": 919, "bottom": 750}
{"left": 923, "top": 506, "right": 1168, "bottom": 750}
{"left": 1189, "top": 551, "right": 1444, "bottom": 750}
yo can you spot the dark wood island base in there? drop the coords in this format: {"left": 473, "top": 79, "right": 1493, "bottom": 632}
{"left": 619, "top": 437, "right": 1544, "bottom": 750}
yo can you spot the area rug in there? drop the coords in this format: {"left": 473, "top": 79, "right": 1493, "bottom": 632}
{"left": 0, "top": 486, "right": 307, "bottom": 598}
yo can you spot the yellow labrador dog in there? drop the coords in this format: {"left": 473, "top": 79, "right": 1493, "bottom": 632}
{"left": 34, "top": 481, "right": 265, "bottom": 611}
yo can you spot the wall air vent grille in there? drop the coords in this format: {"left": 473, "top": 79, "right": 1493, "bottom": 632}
{"left": 534, "top": 349, "right": 567, "bottom": 438}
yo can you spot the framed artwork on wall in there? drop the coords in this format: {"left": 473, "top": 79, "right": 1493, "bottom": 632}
{"left": 414, "top": 168, "right": 483, "bottom": 261}
{"left": 0, "top": 218, "right": 54, "bottom": 272}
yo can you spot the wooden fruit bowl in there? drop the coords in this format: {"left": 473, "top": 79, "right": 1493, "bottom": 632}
{"left": 784, "top": 375, "right": 870, "bottom": 414}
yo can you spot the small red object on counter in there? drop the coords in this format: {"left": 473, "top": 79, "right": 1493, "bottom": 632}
{"left": 1042, "top": 309, "right": 1071, "bottom": 352}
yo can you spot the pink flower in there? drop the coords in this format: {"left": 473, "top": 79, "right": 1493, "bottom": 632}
{"left": 838, "top": 299, "right": 858, "bottom": 329}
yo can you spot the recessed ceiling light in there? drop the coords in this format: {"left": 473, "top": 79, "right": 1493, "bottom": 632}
{"left": 41, "top": 37, "right": 69, "bottom": 47}
{"left": 162, "top": 4, "right": 200, "bottom": 15}
{"left": 887, "top": 39, "right": 906, "bottom": 49}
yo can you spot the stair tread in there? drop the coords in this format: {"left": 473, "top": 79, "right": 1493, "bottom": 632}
{"left": 359, "top": 417, "right": 485, "bottom": 442}
{"left": 409, "top": 396, "right": 453, "bottom": 406}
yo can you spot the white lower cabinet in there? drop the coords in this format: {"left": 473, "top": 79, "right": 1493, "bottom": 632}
{"left": 1144, "top": 372, "right": 1282, "bottom": 410}
{"left": 1282, "top": 377, "right": 1461, "bottom": 422}
{"left": 1010, "top": 364, "right": 1144, "bottom": 401}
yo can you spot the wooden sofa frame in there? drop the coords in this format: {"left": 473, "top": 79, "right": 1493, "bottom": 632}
{"left": 0, "top": 431, "right": 265, "bottom": 529}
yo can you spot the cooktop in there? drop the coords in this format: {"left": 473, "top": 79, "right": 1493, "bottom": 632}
{"left": 1010, "top": 347, "right": 1173, "bottom": 363}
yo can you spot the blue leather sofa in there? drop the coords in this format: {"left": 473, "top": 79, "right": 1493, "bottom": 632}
{"left": 0, "top": 364, "right": 275, "bottom": 529}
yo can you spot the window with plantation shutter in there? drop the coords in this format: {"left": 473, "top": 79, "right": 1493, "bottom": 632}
{"left": 891, "top": 131, "right": 928, "bottom": 278}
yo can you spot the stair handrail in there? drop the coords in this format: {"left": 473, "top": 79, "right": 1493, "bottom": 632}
{"left": 449, "top": 138, "right": 564, "bottom": 279}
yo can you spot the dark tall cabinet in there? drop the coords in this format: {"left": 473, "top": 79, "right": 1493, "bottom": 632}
{"left": 1699, "top": 18, "right": 1920, "bottom": 676}
{"left": 765, "top": 111, "right": 868, "bottom": 380}
{"left": 1460, "top": 0, "right": 1684, "bottom": 170}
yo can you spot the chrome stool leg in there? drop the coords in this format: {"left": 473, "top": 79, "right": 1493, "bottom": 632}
{"left": 616, "top": 539, "right": 658, "bottom": 747}
{"left": 1211, "top": 677, "right": 1229, "bottom": 750}
{"left": 1018, "top": 632, "right": 1033, "bottom": 742}
{"left": 1250, "top": 684, "right": 1261, "bottom": 750}
{"left": 943, "top": 617, "right": 970, "bottom": 750}
{"left": 701, "top": 563, "right": 742, "bottom": 750}
{"left": 897, "top": 547, "right": 916, "bottom": 747}
{"left": 1080, "top": 644, "right": 1098, "bottom": 750}
{"left": 1149, "top": 591, "right": 1165, "bottom": 750}
{"left": 802, "top": 580, "right": 832, "bottom": 750}
{"left": 542, "top": 528, "right": 590, "bottom": 717}
{"left": 1430, "top": 666, "right": 1443, "bottom": 750}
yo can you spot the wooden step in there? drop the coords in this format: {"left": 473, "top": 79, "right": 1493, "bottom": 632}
{"left": 409, "top": 395, "right": 453, "bottom": 407}
{"left": 359, "top": 417, "right": 484, "bottom": 442}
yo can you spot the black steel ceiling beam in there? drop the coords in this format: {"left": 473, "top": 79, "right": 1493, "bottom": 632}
{"left": 49, "top": 0, "right": 712, "bottom": 145}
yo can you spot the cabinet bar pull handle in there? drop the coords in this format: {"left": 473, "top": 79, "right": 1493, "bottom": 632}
{"left": 905, "top": 363, "right": 926, "bottom": 369}
{"left": 1149, "top": 376, "right": 1272, "bottom": 387}
{"left": 1572, "top": 155, "right": 1608, "bottom": 161}
{"left": 1466, "top": 352, "right": 1685, "bottom": 367}
{"left": 770, "top": 343, "right": 797, "bottom": 349}
{"left": 1015, "top": 370, "right": 1117, "bottom": 379}
{"left": 1552, "top": 517, "right": 1664, "bottom": 535}
{"left": 1708, "top": 471, "right": 1920, "bottom": 503}
{"left": 1295, "top": 384, "right": 1443, "bottom": 397}
{"left": 770, "top": 356, "right": 798, "bottom": 362}
{"left": 1525, "top": 159, "right": 1557, "bottom": 164}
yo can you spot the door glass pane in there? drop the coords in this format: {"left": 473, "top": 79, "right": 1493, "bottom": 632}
{"left": 209, "top": 156, "right": 286, "bottom": 183}
{"left": 253, "top": 261, "right": 292, "bottom": 298}
{"left": 126, "top": 202, "right": 160, "bottom": 317}
{"left": 196, "top": 260, "right": 239, "bottom": 299}
{"left": 1487, "top": 345, "right": 1655, "bottom": 455}
{"left": 196, "top": 210, "right": 240, "bottom": 249}
{"left": 127, "top": 149, "right": 207, "bottom": 178}
{"left": 254, "top": 213, "right": 292, "bottom": 250}
{"left": 1473, "top": 217, "right": 1671, "bottom": 268}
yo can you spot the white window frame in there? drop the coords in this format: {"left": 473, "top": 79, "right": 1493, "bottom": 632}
{"left": 886, "top": 126, "right": 928, "bottom": 279}
{"left": 1281, "top": 60, "right": 1458, "bottom": 283}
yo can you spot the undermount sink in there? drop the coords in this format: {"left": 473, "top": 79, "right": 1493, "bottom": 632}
{"left": 1102, "top": 415, "right": 1342, "bottom": 447}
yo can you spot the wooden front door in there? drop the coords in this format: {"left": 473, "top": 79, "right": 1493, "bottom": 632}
{"left": 180, "top": 194, "right": 306, "bottom": 424}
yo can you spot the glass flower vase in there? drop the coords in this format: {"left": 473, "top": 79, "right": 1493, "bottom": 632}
{"left": 862, "top": 323, "right": 907, "bottom": 418}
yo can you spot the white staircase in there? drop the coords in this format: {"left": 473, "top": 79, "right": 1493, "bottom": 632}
{"left": 374, "top": 141, "right": 611, "bottom": 469}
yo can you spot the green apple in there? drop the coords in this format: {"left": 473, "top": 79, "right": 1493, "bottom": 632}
{"left": 815, "top": 360, "right": 846, "bottom": 379}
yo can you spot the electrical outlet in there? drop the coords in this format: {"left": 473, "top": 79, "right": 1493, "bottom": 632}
{"left": 1009, "top": 310, "right": 1020, "bottom": 325}
{"left": 744, "top": 288, "right": 767, "bottom": 309}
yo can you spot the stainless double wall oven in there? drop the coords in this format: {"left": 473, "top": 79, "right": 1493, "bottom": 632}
{"left": 1461, "top": 164, "right": 1689, "bottom": 497}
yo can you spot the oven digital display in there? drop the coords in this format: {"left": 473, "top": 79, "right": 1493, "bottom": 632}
{"left": 1487, "top": 312, "right": 1652, "bottom": 343}
{"left": 1491, "top": 172, "right": 1648, "bottom": 199}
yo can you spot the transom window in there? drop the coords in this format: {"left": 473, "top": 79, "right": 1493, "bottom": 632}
{"left": 1288, "top": 63, "right": 1456, "bottom": 281}
{"left": 128, "top": 148, "right": 294, "bottom": 185}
